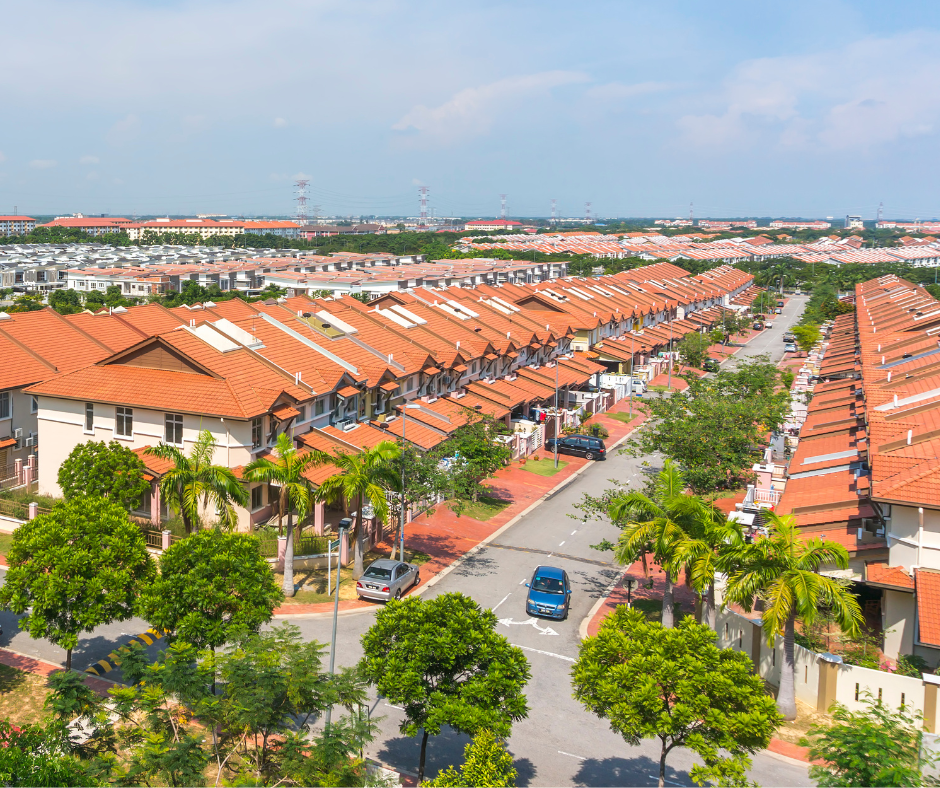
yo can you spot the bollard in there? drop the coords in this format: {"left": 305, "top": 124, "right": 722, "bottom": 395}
{"left": 161, "top": 530, "right": 171, "bottom": 551}
{"left": 27, "top": 502, "right": 38, "bottom": 520}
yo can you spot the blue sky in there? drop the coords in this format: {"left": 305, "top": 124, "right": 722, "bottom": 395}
{"left": 2, "top": 0, "right": 940, "bottom": 219}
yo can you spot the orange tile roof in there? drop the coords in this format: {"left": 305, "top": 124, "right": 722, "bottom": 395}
{"left": 865, "top": 562, "right": 914, "bottom": 590}
{"left": 916, "top": 569, "right": 940, "bottom": 646}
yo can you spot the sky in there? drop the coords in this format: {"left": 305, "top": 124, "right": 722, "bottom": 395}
{"left": 2, "top": 0, "right": 940, "bottom": 220}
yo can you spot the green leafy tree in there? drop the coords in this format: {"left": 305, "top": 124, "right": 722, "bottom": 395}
{"left": 801, "top": 694, "right": 931, "bottom": 787}
{"left": 572, "top": 607, "right": 781, "bottom": 788}
{"left": 677, "top": 331, "right": 711, "bottom": 369}
{"left": 436, "top": 416, "right": 512, "bottom": 510}
{"left": 423, "top": 730, "right": 517, "bottom": 787}
{"left": 315, "top": 440, "right": 401, "bottom": 579}
{"left": 57, "top": 439, "right": 150, "bottom": 511}
{"left": 608, "top": 460, "right": 719, "bottom": 627}
{"left": 137, "top": 529, "right": 283, "bottom": 653}
{"left": 244, "top": 432, "right": 327, "bottom": 598}
{"left": 48, "top": 288, "right": 83, "bottom": 315}
{"left": 0, "top": 720, "right": 103, "bottom": 787}
{"left": 359, "top": 593, "right": 531, "bottom": 783}
{"left": 626, "top": 357, "right": 790, "bottom": 493}
{"left": 0, "top": 496, "right": 155, "bottom": 669}
{"left": 791, "top": 323, "right": 822, "bottom": 355}
{"left": 722, "top": 512, "right": 863, "bottom": 720}
{"left": 146, "top": 428, "right": 249, "bottom": 534}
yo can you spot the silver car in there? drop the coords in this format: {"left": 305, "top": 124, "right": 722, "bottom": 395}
{"left": 356, "top": 558, "right": 420, "bottom": 602}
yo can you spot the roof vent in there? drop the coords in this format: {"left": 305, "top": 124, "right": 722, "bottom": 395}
{"left": 0, "top": 312, "right": 10, "bottom": 321}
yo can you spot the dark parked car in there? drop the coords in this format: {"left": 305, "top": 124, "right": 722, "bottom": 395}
{"left": 355, "top": 559, "right": 420, "bottom": 602}
{"left": 525, "top": 565, "right": 572, "bottom": 620}
{"left": 702, "top": 358, "right": 720, "bottom": 372}
{"left": 544, "top": 434, "right": 606, "bottom": 460}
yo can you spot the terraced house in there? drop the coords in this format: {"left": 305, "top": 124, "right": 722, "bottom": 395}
{"left": 0, "top": 261, "right": 754, "bottom": 531}
{"left": 778, "top": 275, "right": 940, "bottom": 663}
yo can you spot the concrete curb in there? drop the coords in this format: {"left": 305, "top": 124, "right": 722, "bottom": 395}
{"left": 273, "top": 414, "right": 647, "bottom": 619}
{"left": 578, "top": 565, "right": 629, "bottom": 641}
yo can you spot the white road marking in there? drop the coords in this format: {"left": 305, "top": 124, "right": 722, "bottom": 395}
{"left": 519, "top": 578, "right": 527, "bottom": 585}
{"left": 492, "top": 593, "right": 511, "bottom": 612}
{"left": 385, "top": 702, "right": 405, "bottom": 710}
{"left": 559, "top": 541, "right": 565, "bottom": 547}
{"left": 571, "top": 530, "right": 577, "bottom": 535}
{"left": 514, "top": 644, "right": 575, "bottom": 662}
{"left": 498, "top": 617, "right": 559, "bottom": 636}
{"left": 558, "top": 750, "right": 586, "bottom": 760}
{"left": 648, "top": 776, "right": 687, "bottom": 787}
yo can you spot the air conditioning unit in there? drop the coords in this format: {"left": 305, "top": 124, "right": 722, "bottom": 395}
{"left": 13, "top": 429, "right": 22, "bottom": 440}
{"left": 334, "top": 419, "right": 352, "bottom": 431}
{"left": 25, "top": 437, "right": 36, "bottom": 448}
{"left": 342, "top": 422, "right": 358, "bottom": 432}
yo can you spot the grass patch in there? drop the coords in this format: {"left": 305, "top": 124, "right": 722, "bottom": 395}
{"left": 705, "top": 487, "right": 747, "bottom": 502}
{"left": 0, "top": 664, "right": 51, "bottom": 727}
{"left": 520, "top": 458, "right": 568, "bottom": 477}
{"left": 0, "top": 532, "right": 13, "bottom": 555}
{"left": 407, "top": 550, "right": 432, "bottom": 566}
{"left": 648, "top": 385, "right": 669, "bottom": 394}
{"left": 606, "top": 412, "right": 637, "bottom": 424}
{"left": 632, "top": 598, "right": 691, "bottom": 624}
{"left": 457, "top": 495, "right": 511, "bottom": 522}
{"left": 276, "top": 549, "right": 390, "bottom": 605}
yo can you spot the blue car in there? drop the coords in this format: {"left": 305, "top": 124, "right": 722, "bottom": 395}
{"left": 525, "top": 566, "right": 572, "bottom": 620}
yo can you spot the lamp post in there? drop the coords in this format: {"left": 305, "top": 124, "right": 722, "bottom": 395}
{"left": 381, "top": 403, "right": 421, "bottom": 561}
{"left": 667, "top": 307, "right": 673, "bottom": 392}
{"left": 324, "top": 517, "right": 351, "bottom": 729}
{"left": 624, "top": 576, "right": 638, "bottom": 607}
{"left": 554, "top": 358, "right": 560, "bottom": 469}
{"left": 629, "top": 329, "right": 635, "bottom": 418}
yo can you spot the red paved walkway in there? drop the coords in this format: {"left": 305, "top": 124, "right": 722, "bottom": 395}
{"left": 0, "top": 648, "right": 113, "bottom": 696}
{"left": 273, "top": 400, "right": 649, "bottom": 616}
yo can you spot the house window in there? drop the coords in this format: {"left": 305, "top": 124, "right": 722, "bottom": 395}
{"left": 165, "top": 413, "right": 183, "bottom": 444}
{"left": 30, "top": 396, "right": 38, "bottom": 414}
{"left": 251, "top": 417, "right": 263, "bottom": 448}
{"left": 251, "top": 485, "right": 264, "bottom": 510}
{"left": 0, "top": 392, "right": 8, "bottom": 420}
{"left": 116, "top": 407, "right": 133, "bottom": 438}
{"left": 315, "top": 399, "right": 325, "bottom": 417}
{"left": 296, "top": 405, "right": 306, "bottom": 422}
{"left": 85, "top": 402, "right": 94, "bottom": 433}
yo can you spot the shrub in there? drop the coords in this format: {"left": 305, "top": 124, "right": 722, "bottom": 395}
{"left": 896, "top": 654, "right": 931, "bottom": 678}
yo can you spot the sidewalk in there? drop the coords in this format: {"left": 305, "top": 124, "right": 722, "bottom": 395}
{"left": 272, "top": 399, "right": 649, "bottom": 617}
{"left": 0, "top": 647, "right": 114, "bottom": 696}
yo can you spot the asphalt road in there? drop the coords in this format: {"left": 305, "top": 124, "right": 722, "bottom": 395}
{"left": 0, "top": 294, "right": 813, "bottom": 786}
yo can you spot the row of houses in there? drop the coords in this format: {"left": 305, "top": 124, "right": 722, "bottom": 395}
{"left": 776, "top": 275, "right": 940, "bottom": 664}
{"left": 0, "top": 262, "right": 754, "bottom": 532}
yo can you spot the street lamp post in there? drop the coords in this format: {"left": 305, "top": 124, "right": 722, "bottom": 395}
{"left": 324, "top": 518, "right": 351, "bottom": 729}
{"left": 667, "top": 308, "right": 673, "bottom": 392}
{"left": 554, "top": 358, "right": 560, "bottom": 469}
{"left": 629, "top": 329, "right": 635, "bottom": 419}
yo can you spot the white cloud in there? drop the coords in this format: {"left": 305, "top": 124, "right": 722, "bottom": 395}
{"left": 0, "top": 152, "right": 6, "bottom": 164}
{"left": 274, "top": 117, "right": 288, "bottom": 128}
{"left": 585, "top": 81, "right": 675, "bottom": 102}
{"left": 106, "top": 114, "right": 141, "bottom": 146}
{"left": 393, "top": 71, "right": 590, "bottom": 143}
{"left": 79, "top": 155, "right": 99, "bottom": 165}
{"left": 678, "top": 32, "right": 940, "bottom": 152}
{"left": 29, "top": 159, "right": 56, "bottom": 169}
{"left": 86, "top": 171, "right": 99, "bottom": 181}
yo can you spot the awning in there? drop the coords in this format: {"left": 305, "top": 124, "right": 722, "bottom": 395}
{"left": 422, "top": 366, "right": 440, "bottom": 375}
{"left": 337, "top": 385, "right": 359, "bottom": 399}
{"left": 380, "top": 380, "right": 400, "bottom": 392}
{"left": 547, "top": 341, "right": 558, "bottom": 348}
{"left": 272, "top": 404, "right": 300, "bottom": 421}
{"left": 484, "top": 353, "right": 498, "bottom": 360}
{"left": 452, "top": 364, "right": 468, "bottom": 373}
{"left": 507, "top": 351, "right": 519, "bottom": 359}
{"left": 0, "top": 437, "right": 15, "bottom": 449}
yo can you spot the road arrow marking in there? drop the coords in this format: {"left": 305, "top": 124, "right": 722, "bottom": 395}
{"left": 497, "top": 617, "right": 559, "bottom": 636}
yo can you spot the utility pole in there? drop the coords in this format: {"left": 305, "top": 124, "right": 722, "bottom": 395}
{"left": 500, "top": 194, "right": 507, "bottom": 220}
{"left": 294, "top": 179, "right": 309, "bottom": 226}
{"left": 551, "top": 198, "right": 557, "bottom": 227}
{"left": 324, "top": 518, "right": 350, "bottom": 729}
{"left": 419, "top": 186, "right": 428, "bottom": 227}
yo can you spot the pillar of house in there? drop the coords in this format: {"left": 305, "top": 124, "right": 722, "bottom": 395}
{"left": 13, "top": 459, "right": 22, "bottom": 484}
{"left": 406, "top": 506, "right": 414, "bottom": 524}
{"left": 23, "top": 466, "right": 32, "bottom": 488}
{"left": 750, "top": 620, "right": 763, "bottom": 673}
{"left": 339, "top": 531, "right": 350, "bottom": 567}
{"left": 27, "top": 502, "right": 38, "bottom": 520}
{"left": 276, "top": 536, "right": 287, "bottom": 572}
{"left": 162, "top": 530, "right": 171, "bottom": 551}
{"left": 313, "top": 501, "right": 325, "bottom": 535}
{"left": 151, "top": 486, "right": 161, "bottom": 526}
{"left": 817, "top": 653, "right": 842, "bottom": 714}
{"left": 924, "top": 674, "right": 940, "bottom": 733}
{"left": 27, "top": 454, "right": 35, "bottom": 472}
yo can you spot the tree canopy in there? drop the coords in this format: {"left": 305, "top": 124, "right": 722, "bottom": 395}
{"left": 423, "top": 730, "right": 517, "bottom": 787}
{"left": 677, "top": 331, "right": 712, "bottom": 370}
{"left": 136, "top": 529, "right": 283, "bottom": 651}
{"left": 625, "top": 357, "right": 790, "bottom": 493}
{"left": 0, "top": 496, "right": 155, "bottom": 669}
{"left": 359, "top": 592, "right": 530, "bottom": 782}
{"left": 56, "top": 439, "right": 150, "bottom": 511}
{"left": 572, "top": 607, "right": 781, "bottom": 788}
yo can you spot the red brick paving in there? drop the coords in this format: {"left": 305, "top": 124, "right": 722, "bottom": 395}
{"left": 0, "top": 647, "right": 113, "bottom": 696}
{"left": 273, "top": 401, "right": 649, "bottom": 617}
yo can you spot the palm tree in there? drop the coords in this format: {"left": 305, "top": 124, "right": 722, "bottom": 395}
{"left": 244, "top": 433, "right": 328, "bottom": 598}
{"left": 609, "top": 460, "right": 711, "bottom": 627}
{"left": 676, "top": 506, "right": 744, "bottom": 630}
{"left": 146, "top": 429, "right": 248, "bottom": 534}
{"left": 314, "top": 441, "right": 401, "bottom": 580}
{"left": 721, "top": 512, "right": 863, "bottom": 720}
